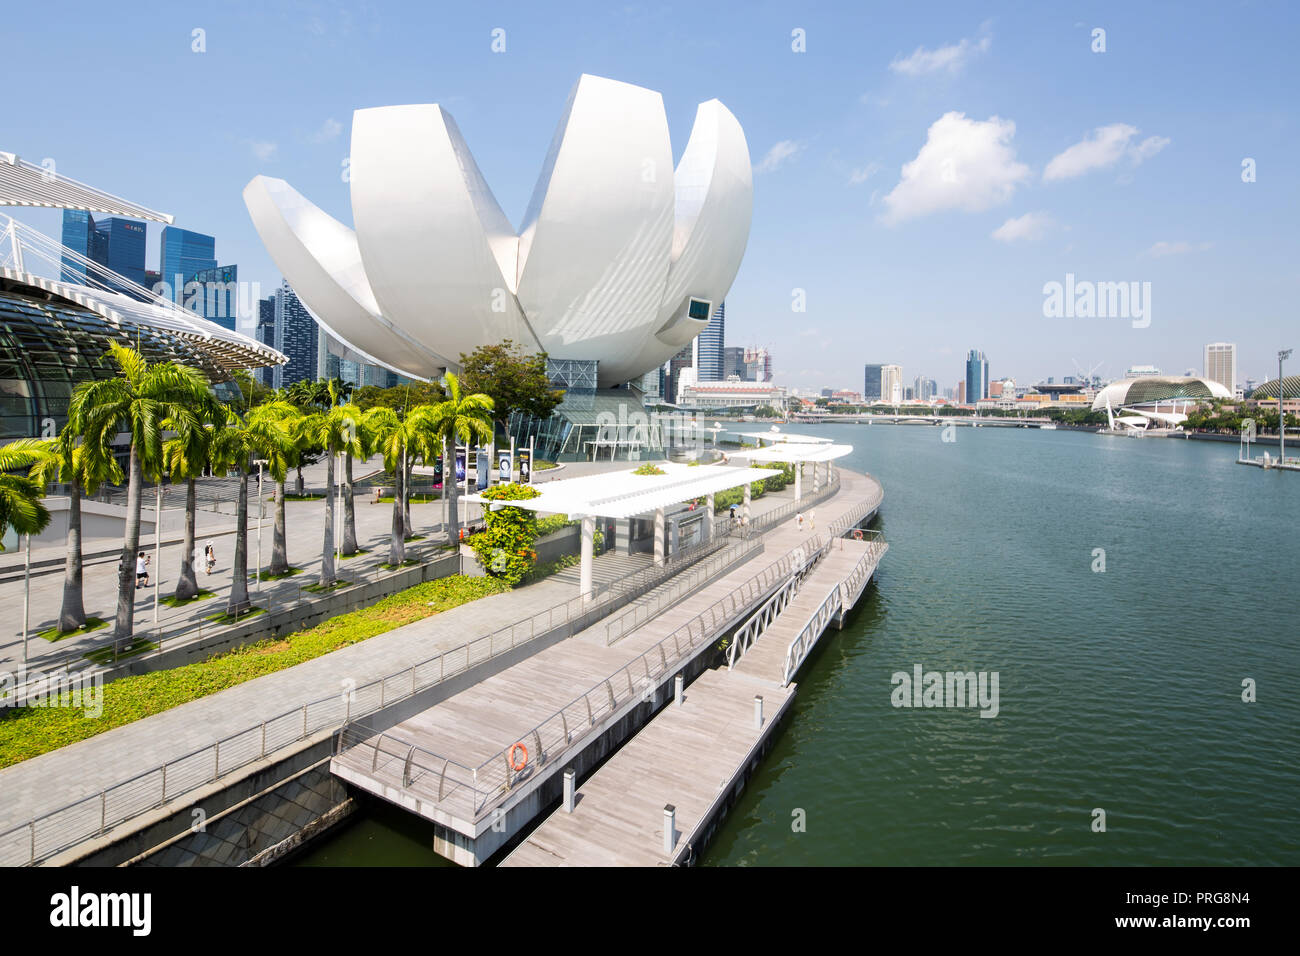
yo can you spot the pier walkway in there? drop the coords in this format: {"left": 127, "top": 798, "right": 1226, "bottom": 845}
{"left": 501, "top": 529, "right": 887, "bottom": 866}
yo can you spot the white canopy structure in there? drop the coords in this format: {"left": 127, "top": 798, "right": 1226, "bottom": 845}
{"left": 736, "top": 428, "right": 831, "bottom": 445}
{"left": 735, "top": 441, "right": 852, "bottom": 502}
{"left": 462, "top": 462, "right": 779, "bottom": 597}
{"left": 0, "top": 152, "right": 174, "bottom": 223}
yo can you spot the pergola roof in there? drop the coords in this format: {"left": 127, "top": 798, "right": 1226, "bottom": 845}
{"left": 461, "top": 462, "right": 781, "bottom": 519}
{"left": 736, "top": 428, "right": 832, "bottom": 444}
{"left": 0, "top": 152, "right": 174, "bottom": 223}
{"left": 739, "top": 442, "right": 854, "bottom": 463}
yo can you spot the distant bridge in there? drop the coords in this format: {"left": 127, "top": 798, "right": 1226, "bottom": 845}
{"left": 790, "top": 412, "right": 1057, "bottom": 428}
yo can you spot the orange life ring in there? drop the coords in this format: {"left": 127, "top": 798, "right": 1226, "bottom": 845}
{"left": 852, "top": 529, "right": 864, "bottom": 540}
{"left": 509, "top": 742, "right": 528, "bottom": 772}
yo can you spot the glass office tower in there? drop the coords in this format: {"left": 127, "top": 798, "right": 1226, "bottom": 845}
{"left": 159, "top": 226, "right": 217, "bottom": 302}
{"left": 695, "top": 301, "right": 725, "bottom": 382}
{"left": 966, "top": 349, "right": 989, "bottom": 402}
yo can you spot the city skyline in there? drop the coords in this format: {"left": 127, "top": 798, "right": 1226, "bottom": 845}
{"left": 3, "top": 2, "right": 1296, "bottom": 390}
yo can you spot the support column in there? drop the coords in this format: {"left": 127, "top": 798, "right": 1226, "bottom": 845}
{"left": 812, "top": 458, "right": 820, "bottom": 495}
{"left": 653, "top": 507, "right": 665, "bottom": 566}
{"left": 579, "top": 514, "right": 595, "bottom": 599}
{"left": 794, "top": 461, "right": 802, "bottom": 502}
{"left": 705, "top": 493, "right": 715, "bottom": 542}
{"left": 742, "top": 481, "right": 751, "bottom": 527}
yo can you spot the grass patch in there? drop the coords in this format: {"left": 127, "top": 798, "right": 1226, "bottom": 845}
{"left": 83, "top": 636, "right": 157, "bottom": 665}
{"left": 159, "top": 590, "right": 217, "bottom": 608}
{"left": 303, "top": 580, "right": 352, "bottom": 594}
{"left": 404, "top": 533, "right": 426, "bottom": 542}
{"left": 379, "top": 559, "right": 421, "bottom": 570}
{"left": 205, "top": 606, "right": 267, "bottom": 626}
{"left": 338, "top": 550, "right": 370, "bottom": 562}
{"left": 375, "top": 494, "right": 439, "bottom": 503}
{"left": 256, "top": 567, "right": 303, "bottom": 581}
{"left": 37, "top": 617, "right": 109, "bottom": 642}
{"left": 0, "top": 574, "right": 509, "bottom": 768}
{"left": 282, "top": 493, "right": 324, "bottom": 501}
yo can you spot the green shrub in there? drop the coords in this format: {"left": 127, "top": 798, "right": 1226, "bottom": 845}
{"left": 468, "top": 482, "right": 543, "bottom": 585}
{"left": 632, "top": 463, "right": 665, "bottom": 475}
{"left": 0, "top": 574, "right": 508, "bottom": 769}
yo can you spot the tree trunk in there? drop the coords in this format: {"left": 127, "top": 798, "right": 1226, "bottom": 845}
{"left": 403, "top": 456, "right": 414, "bottom": 537}
{"left": 58, "top": 475, "right": 86, "bottom": 632}
{"left": 448, "top": 448, "right": 460, "bottom": 548}
{"left": 114, "top": 445, "right": 143, "bottom": 640}
{"left": 175, "top": 478, "right": 199, "bottom": 600}
{"left": 389, "top": 461, "right": 405, "bottom": 565}
{"left": 342, "top": 453, "right": 358, "bottom": 554}
{"left": 270, "top": 479, "right": 289, "bottom": 574}
{"left": 320, "top": 452, "right": 336, "bottom": 586}
{"left": 295, "top": 465, "right": 304, "bottom": 497}
{"left": 227, "top": 468, "right": 251, "bottom": 614}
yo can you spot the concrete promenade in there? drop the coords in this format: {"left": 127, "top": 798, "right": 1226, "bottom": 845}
{"left": 0, "top": 468, "right": 808, "bottom": 837}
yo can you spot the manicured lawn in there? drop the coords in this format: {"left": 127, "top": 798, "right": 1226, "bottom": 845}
{"left": 160, "top": 590, "right": 217, "bottom": 608}
{"left": 37, "top": 617, "right": 109, "bottom": 642}
{"left": 338, "top": 550, "right": 370, "bottom": 562}
{"left": 257, "top": 567, "right": 304, "bottom": 580}
{"left": 83, "top": 636, "right": 157, "bottom": 665}
{"left": 0, "top": 574, "right": 509, "bottom": 768}
{"left": 205, "top": 606, "right": 267, "bottom": 626}
{"left": 303, "top": 580, "right": 352, "bottom": 594}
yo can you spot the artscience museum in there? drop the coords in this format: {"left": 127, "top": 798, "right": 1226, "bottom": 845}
{"left": 242, "top": 74, "right": 754, "bottom": 392}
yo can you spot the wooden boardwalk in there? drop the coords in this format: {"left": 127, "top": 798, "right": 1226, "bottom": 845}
{"left": 502, "top": 668, "right": 791, "bottom": 866}
{"left": 502, "top": 534, "right": 886, "bottom": 867}
{"left": 331, "top": 468, "right": 884, "bottom": 862}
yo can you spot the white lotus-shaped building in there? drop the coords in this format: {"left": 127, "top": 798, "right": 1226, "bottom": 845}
{"left": 243, "top": 74, "right": 752, "bottom": 387}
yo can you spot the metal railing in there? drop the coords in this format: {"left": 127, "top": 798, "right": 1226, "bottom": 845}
{"left": 780, "top": 532, "right": 888, "bottom": 687}
{"left": 0, "top": 513, "right": 735, "bottom": 865}
{"left": 347, "top": 537, "right": 829, "bottom": 822}
{"left": 604, "top": 536, "right": 763, "bottom": 645}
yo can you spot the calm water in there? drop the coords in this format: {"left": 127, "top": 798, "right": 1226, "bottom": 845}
{"left": 298, "top": 425, "right": 1299, "bottom": 866}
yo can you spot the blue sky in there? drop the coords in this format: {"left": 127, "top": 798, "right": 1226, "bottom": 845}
{"left": 6, "top": 0, "right": 1298, "bottom": 391}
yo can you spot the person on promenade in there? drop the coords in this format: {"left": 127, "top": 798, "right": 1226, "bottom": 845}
{"left": 796, "top": 511, "right": 805, "bottom": 532}
{"left": 204, "top": 541, "right": 216, "bottom": 575}
{"left": 135, "top": 552, "right": 148, "bottom": 589}
{"left": 809, "top": 510, "right": 816, "bottom": 532}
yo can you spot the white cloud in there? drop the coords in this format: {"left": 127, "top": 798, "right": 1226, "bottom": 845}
{"left": 249, "top": 140, "right": 277, "bottom": 161}
{"left": 991, "top": 211, "right": 1053, "bottom": 242}
{"left": 310, "top": 118, "right": 343, "bottom": 143}
{"left": 755, "top": 140, "right": 802, "bottom": 174}
{"left": 1043, "top": 124, "right": 1169, "bottom": 181}
{"left": 849, "top": 162, "right": 881, "bottom": 185}
{"left": 1144, "top": 240, "right": 1212, "bottom": 257}
{"left": 890, "top": 28, "right": 992, "bottom": 76}
{"left": 879, "top": 112, "right": 1029, "bottom": 225}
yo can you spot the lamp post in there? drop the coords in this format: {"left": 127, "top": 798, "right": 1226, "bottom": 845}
{"left": 1280, "top": 349, "right": 1292, "bottom": 464}
{"left": 253, "top": 459, "right": 268, "bottom": 592}
{"left": 21, "top": 532, "right": 30, "bottom": 669}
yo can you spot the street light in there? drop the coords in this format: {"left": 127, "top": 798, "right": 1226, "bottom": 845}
{"left": 154, "top": 483, "right": 165, "bottom": 628}
{"left": 253, "top": 459, "right": 268, "bottom": 592}
{"left": 1280, "top": 349, "right": 1292, "bottom": 464}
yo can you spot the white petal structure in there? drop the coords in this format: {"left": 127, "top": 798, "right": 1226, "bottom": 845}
{"left": 243, "top": 75, "right": 752, "bottom": 387}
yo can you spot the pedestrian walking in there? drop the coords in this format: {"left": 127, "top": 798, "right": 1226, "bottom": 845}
{"left": 204, "top": 540, "right": 216, "bottom": 575}
{"left": 135, "top": 552, "right": 148, "bottom": 589}
{"left": 809, "top": 510, "right": 816, "bottom": 532}
{"left": 796, "top": 511, "right": 805, "bottom": 532}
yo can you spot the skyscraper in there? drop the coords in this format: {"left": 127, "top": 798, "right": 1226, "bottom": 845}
{"left": 863, "top": 364, "right": 883, "bottom": 402}
{"left": 159, "top": 227, "right": 217, "bottom": 303}
{"left": 186, "top": 264, "right": 239, "bottom": 332}
{"left": 59, "top": 211, "right": 146, "bottom": 295}
{"left": 255, "top": 296, "right": 277, "bottom": 387}
{"left": 966, "top": 350, "right": 989, "bottom": 402}
{"left": 1204, "top": 342, "right": 1237, "bottom": 394}
{"left": 881, "top": 364, "right": 903, "bottom": 404}
{"left": 744, "top": 347, "right": 772, "bottom": 382}
{"left": 723, "top": 346, "right": 746, "bottom": 380}
{"left": 273, "top": 281, "right": 319, "bottom": 390}
{"left": 694, "top": 301, "right": 725, "bottom": 382}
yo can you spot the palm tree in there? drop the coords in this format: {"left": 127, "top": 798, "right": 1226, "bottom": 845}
{"left": 426, "top": 373, "right": 494, "bottom": 548}
{"left": 299, "top": 394, "right": 361, "bottom": 587}
{"left": 269, "top": 413, "right": 311, "bottom": 575}
{"left": 28, "top": 428, "right": 120, "bottom": 630}
{"left": 162, "top": 411, "right": 215, "bottom": 602}
{"left": 0, "top": 438, "right": 54, "bottom": 551}
{"left": 362, "top": 407, "right": 406, "bottom": 565}
{"left": 209, "top": 400, "right": 298, "bottom": 615}
{"left": 68, "top": 343, "right": 209, "bottom": 639}
{"left": 338, "top": 400, "right": 366, "bottom": 555}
